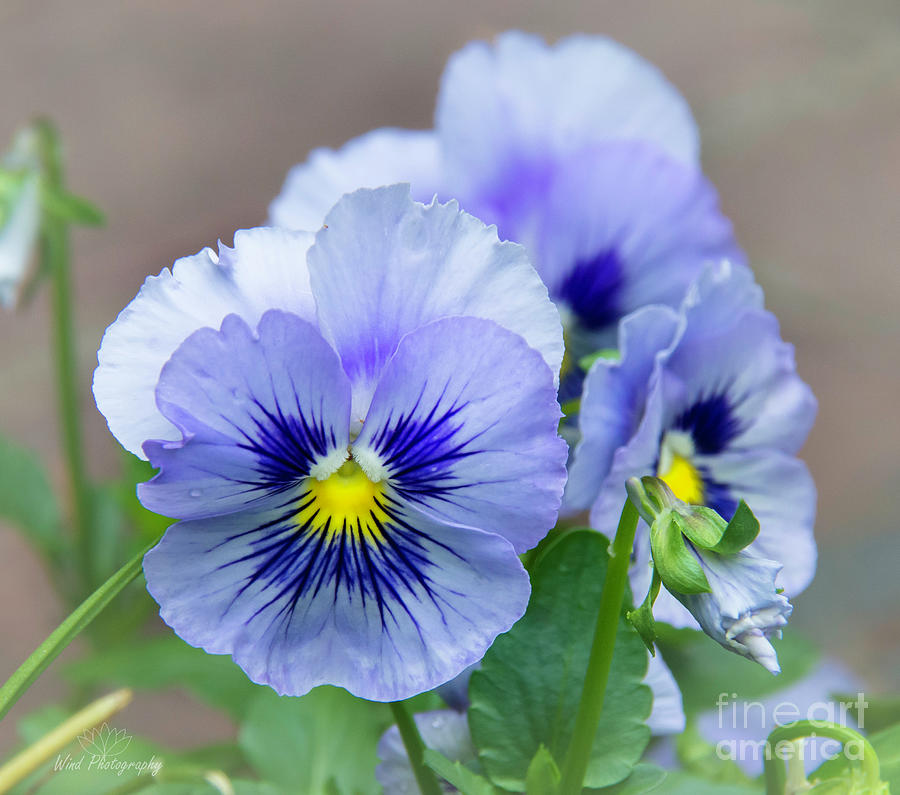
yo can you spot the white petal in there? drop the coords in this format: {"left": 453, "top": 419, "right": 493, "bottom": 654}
{"left": 268, "top": 128, "right": 441, "bottom": 231}
{"left": 93, "top": 227, "right": 316, "bottom": 457}
{"left": 0, "top": 174, "right": 40, "bottom": 308}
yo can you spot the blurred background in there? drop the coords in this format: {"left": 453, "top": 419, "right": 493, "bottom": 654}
{"left": 1, "top": 0, "right": 898, "bottom": 756}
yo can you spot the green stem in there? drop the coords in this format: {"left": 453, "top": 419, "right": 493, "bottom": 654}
{"left": 558, "top": 499, "right": 639, "bottom": 795}
{"left": 35, "top": 120, "right": 95, "bottom": 593}
{"left": 764, "top": 721, "right": 881, "bottom": 794}
{"left": 388, "top": 701, "right": 443, "bottom": 795}
{"left": 0, "top": 541, "right": 153, "bottom": 722}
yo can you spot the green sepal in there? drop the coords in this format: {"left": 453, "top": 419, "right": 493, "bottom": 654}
{"left": 526, "top": 745, "right": 560, "bottom": 795}
{"left": 712, "top": 500, "right": 760, "bottom": 554}
{"left": 423, "top": 749, "right": 499, "bottom": 795}
{"left": 649, "top": 512, "right": 711, "bottom": 595}
{"left": 625, "top": 476, "right": 673, "bottom": 525}
{"left": 627, "top": 568, "right": 661, "bottom": 655}
{"left": 579, "top": 348, "right": 620, "bottom": 371}
{"left": 674, "top": 505, "right": 727, "bottom": 550}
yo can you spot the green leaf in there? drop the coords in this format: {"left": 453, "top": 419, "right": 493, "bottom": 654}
{"left": 650, "top": 514, "right": 711, "bottom": 595}
{"left": 585, "top": 762, "right": 667, "bottom": 793}
{"left": 526, "top": 745, "right": 560, "bottom": 795}
{"left": 645, "top": 773, "right": 760, "bottom": 794}
{"left": 239, "top": 686, "right": 389, "bottom": 795}
{"left": 674, "top": 724, "right": 753, "bottom": 784}
{"left": 656, "top": 624, "right": 819, "bottom": 717}
{"left": 423, "top": 749, "right": 498, "bottom": 795}
{"left": 64, "top": 634, "right": 262, "bottom": 721}
{"left": 232, "top": 783, "right": 287, "bottom": 795}
{"left": 712, "top": 501, "right": 760, "bottom": 554}
{"left": 834, "top": 693, "right": 900, "bottom": 735}
{"left": 627, "top": 569, "right": 661, "bottom": 655}
{"left": 468, "top": 530, "right": 651, "bottom": 790}
{"left": 870, "top": 723, "right": 900, "bottom": 789}
{"left": 0, "top": 434, "right": 64, "bottom": 560}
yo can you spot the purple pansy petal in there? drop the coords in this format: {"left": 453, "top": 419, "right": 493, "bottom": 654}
{"left": 645, "top": 653, "right": 686, "bottom": 736}
{"left": 663, "top": 264, "right": 817, "bottom": 456}
{"left": 307, "top": 185, "right": 564, "bottom": 421}
{"left": 588, "top": 381, "right": 665, "bottom": 534}
{"left": 139, "top": 311, "right": 351, "bottom": 521}
{"left": 268, "top": 128, "right": 441, "bottom": 231}
{"left": 528, "top": 142, "right": 742, "bottom": 327}
{"left": 144, "top": 503, "right": 530, "bottom": 701}
{"left": 565, "top": 306, "right": 680, "bottom": 513}
{"left": 377, "top": 710, "right": 475, "bottom": 793}
{"left": 437, "top": 31, "right": 699, "bottom": 211}
{"left": 93, "top": 228, "right": 316, "bottom": 458}
{"left": 699, "top": 451, "right": 817, "bottom": 597}
{"left": 436, "top": 662, "right": 479, "bottom": 713}
{"left": 354, "top": 317, "right": 567, "bottom": 554}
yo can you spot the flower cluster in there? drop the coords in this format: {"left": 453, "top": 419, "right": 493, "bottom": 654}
{"left": 90, "top": 28, "right": 819, "bottom": 778}
{"left": 270, "top": 32, "right": 743, "bottom": 403}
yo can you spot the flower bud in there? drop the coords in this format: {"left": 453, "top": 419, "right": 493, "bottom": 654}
{"left": 0, "top": 127, "right": 42, "bottom": 309}
{"left": 673, "top": 546, "right": 791, "bottom": 674}
{"left": 627, "top": 475, "right": 790, "bottom": 673}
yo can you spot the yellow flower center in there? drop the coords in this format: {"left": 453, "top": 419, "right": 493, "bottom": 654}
{"left": 297, "top": 459, "right": 389, "bottom": 543}
{"left": 657, "top": 431, "right": 705, "bottom": 505}
{"left": 658, "top": 452, "right": 705, "bottom": 505}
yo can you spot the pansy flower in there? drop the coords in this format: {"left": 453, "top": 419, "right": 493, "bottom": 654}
{"left": 93, "top": 185, "right": 567, "bottom": 701}
{"left": 269, "top": 31, "right": 742, "bottom": 402}
{"left": 568, "top": 262, "right": 817, "bottom": 625}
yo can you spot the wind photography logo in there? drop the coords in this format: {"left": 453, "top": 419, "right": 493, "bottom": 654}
{"left": 78, "top": 722, "right": 132, "bottom": 756}
{"left": 53, "top": 722, "right": 163, "bottom": 779}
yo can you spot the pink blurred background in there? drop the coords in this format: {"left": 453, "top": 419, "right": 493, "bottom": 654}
{"left": 2, "top": 0, "right": 898, "bottom": 754}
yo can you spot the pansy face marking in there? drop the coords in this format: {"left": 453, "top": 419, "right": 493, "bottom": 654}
{"left": 94, "top": 186, "right": 568, "bottom": 701}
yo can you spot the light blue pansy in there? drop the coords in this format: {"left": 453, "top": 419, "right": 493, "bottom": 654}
{"left": 570, "top": 262, "right": 817, "bottom": 627}
{"left": 93, "top": 186, "right": 568, "bottom": 701}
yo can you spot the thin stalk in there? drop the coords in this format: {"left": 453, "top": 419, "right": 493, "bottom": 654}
{"left": 0, "top": 541, "right": 153, "bottom": 722}
{"left": 558, "top": 499, "right": 639, "bottom": 795}
{"left": 764, "top": 721, "right": 882, "bottom": 794}
{"left": 388, "top": 701, "right": 442, "bottom": 795}
{"left": 35, "top": 120, "right": 94, "bottom": 592}
{"left": 0, "top": 688, "right": 132, "bottom": 793}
